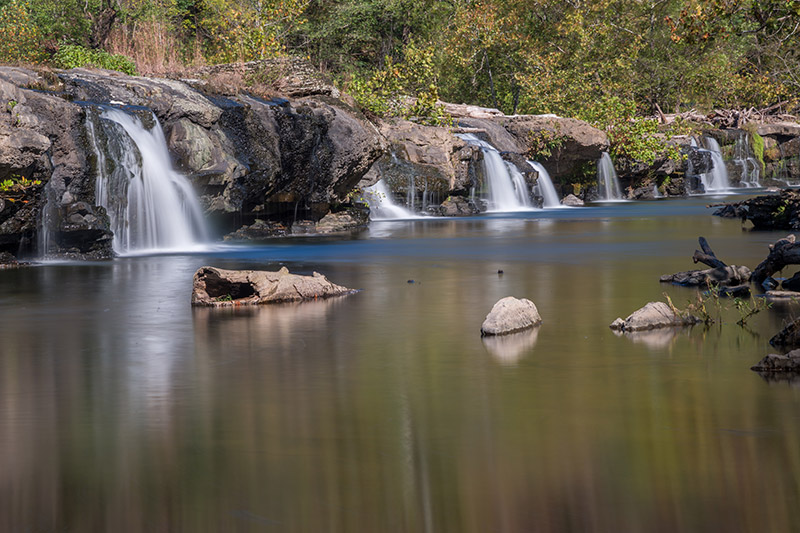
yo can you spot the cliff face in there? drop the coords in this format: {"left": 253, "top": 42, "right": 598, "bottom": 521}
{"left": 0, "top": 65, "right": 385, "bottom": 258}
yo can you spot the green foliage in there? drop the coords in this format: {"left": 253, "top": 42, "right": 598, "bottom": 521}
{"left": 733, "top": 296, "right": 771, "bottom": 326}
{"left": 580, "top": 96, "right": 682, "bottom": 166}
{"left": 53, "top": 44, "right": 137, "bottom": 75}
{"left": 215, "top": 294, "right": 233, "bottom": 302}
{"left": 0, "top": 0, "right": 47, "bottom": 63}
{"left": 348, "top": 42, "right": 451, "bottom": 126}
{"left": 525, "top": 127, "right": 567, "bottom": 160}
{"left": 0, "top": 175, "right": 41, "bottom": 192}
{"left": 751, "top": 132, "right": 765, "bottom": 169}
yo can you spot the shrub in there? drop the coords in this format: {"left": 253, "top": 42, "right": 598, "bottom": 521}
{"left": 0, "top": 0, "right": 46, "bottom": 63}
{"left": 53, "top": 44, "right": 137, "bottom": 75}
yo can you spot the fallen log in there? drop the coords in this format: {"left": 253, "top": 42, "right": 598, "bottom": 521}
{"left": 751, "top": 234, "right": 800, "bottom": 284}
{"left": 661, "top": 236, "right": 751, "bottom": 287}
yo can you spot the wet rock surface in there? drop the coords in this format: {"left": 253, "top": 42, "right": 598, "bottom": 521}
{"left": 751, "top": 350, "right": 800, "bottom": 372}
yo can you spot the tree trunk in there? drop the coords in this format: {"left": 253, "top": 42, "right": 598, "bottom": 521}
{"left": 751, "top": 234, "right": 800, "bottom": 284}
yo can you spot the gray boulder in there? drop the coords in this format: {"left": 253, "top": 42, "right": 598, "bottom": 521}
{"left": 561, "top": 194, "right": 584, "bottom": 207}
{"left": 480, "top": 296, "right": 543, "bottom": 336}
{"left": 610, "top": 301, "right": 700, "bottom": 332}
{"left": 191, "top": 266, "right": 356, "bottom": 307}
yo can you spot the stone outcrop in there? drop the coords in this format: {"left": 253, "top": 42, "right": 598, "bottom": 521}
{"left": 609, "top": 301, "right": 700, "bottom": 332}
{"left": 480, "top": 296, "right": 543, "bottom": 336}
{"left": 191, "top": 266, "right": 355, "bottom": 307}
{"left": 0, "top": 64, "right": 385, "bottom": 258}
{"left": 561, "top": 194, "right": 584, "bottom": 207}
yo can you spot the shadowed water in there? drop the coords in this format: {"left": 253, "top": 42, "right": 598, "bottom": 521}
{"left": 2, "top": 197, "right": 800, "bottom": 532}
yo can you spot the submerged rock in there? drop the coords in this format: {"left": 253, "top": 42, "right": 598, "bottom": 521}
{"left": 751, "top": 350, "right": 800, "bottom": 372}
{"left": 782, "top": 271, "right": 800, "bottom": 292}
{"left": 191, "top": 266, "right": 356, "bottom": 307}
{"left": 480, "top": 296, "right": 542, "bottom": 336}
{"left": 609, "top": 301, "right": 700, "bottom": 332}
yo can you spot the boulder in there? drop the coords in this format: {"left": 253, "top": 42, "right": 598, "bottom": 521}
{"left": 224, "top": 219, "right": 288, "bottom": 241}
{"left": 440, "top": 196, "right": 480, "bottom": 216}
{"left": 191, "top": 266, "right": 356, "bottom": 307}
{"left": 751, "top": 350, "right": 800, "bottom": 372}
{"left": 561, "top": 194, "right": 584, "bottom": 207}
{"left": 480, "top": 296, "right": 542, "bottom": 336}
{"left": 315, "top": 207, "right": 369, "bottom": 233}
{"left": 609, "top": 301, "right": 700, "bottom": 332}
{"left": 756, "top": 122, "right": 800, "bottom": 137}
{"left": 782, "top": 271, "right": 800, "bottom": 291}
{"left": 770, "top": 318, "right": 800, "bottom": 348}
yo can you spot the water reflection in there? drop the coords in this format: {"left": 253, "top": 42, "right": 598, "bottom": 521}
{"left": 614, "top": 326, "right": 690, "bottom": 350}
{"left": 482, "top": 327, "right": 539, "bottom": 365}
{"left": 2, "top": 200, "right": 800, "bottom": 531}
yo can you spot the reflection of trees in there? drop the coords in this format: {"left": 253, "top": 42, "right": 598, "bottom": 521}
{"left": 2, "top": 214, "right": 800, "bottom": 530}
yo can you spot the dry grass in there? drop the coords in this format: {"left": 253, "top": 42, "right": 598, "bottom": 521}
{"left": 106, "top": 19, "right": 203, "bottom": 77}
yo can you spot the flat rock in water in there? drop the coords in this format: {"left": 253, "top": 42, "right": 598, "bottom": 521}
{"left": 610, "top": 301, "right": 700, "bottom": 332}
{"left": 751, "top": 350, "right": 800, "bottom": 372}
{"left": 480, "top": 296, "right": 542, "bottom": 336}
{"left": 770, "top": 318, "right": 800, "bottom": 347}
{"left": 191, "top": 266, "right": 355, "bottom": 307}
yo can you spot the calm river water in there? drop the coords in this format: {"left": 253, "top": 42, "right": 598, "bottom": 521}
{"left": 2, "top": 197, "right": 800, "bottom": 532}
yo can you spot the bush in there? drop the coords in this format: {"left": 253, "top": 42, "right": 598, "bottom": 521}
{"left": 53, "top": 44, "right": 137, "bottom": 75}
{"left": 0, "top": 0, "right": 46, "bottom": 63}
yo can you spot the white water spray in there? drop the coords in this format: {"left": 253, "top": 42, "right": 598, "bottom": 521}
{"left": 458, "top": 134, "right": 533, "bottom": 211}
{"left": 88, "top": 107, "right": 209, "bottom": 254}
{"left": 597, "top": 153, "right": 623, "bottom": 200}
{"left": 363, "top": 180, "right": 416, "bottom": 219}
{"left": 698, "top": 137, "right": 731, "bottom": 193}
{"left": 528, "top": 161, "right": 561, "bottom": 207}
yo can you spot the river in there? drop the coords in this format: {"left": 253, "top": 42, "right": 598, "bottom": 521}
{"left": 2, "top": 197, "right": 799, "bottom": 531}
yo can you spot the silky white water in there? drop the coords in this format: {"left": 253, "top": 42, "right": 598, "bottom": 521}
{"left": 90, "top": 107, "right": 209, "bottom": 254}
{"left": 528, "top": 161, "right": 561, "bottom": 207}
{"left": 363, "top": 179, "right": 417, "bottom": 219}
{"left": 597, "top": 152, "right": 623, "bottom": 200}
{"left": 699, "top": 137, "right": 731, "bottom": 193}
{"left": 458, "top": 134, "right": 533, "bottom": 211}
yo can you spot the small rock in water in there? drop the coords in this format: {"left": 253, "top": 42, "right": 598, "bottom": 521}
{"left": 751, "top": 350, "right": 800, "bottom": 372}
{"left": 407, "top": 279, "right": 415, "bottom": 284}
{"left": 481, "top": 296, "right": 542, "bottom": 336}
{"left": 497, "top": 270, "right": 504, "bottom": 275}
{"left": 609, "top": 301, "right": 700, "bottom": 332}
{"left": 770, "top": 317, "right": 800, "bottom": 348}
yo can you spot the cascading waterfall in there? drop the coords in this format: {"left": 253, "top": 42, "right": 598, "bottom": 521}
{"left": 87, "top": 107, "right": 209, "bottom": 254}
{"left": 733, "top": 132, "right": 761, "bottom": 187}
{"left": 698, "top": 137, "right": 731, "bottom": 193}
{"left": 363, "top": 179, "right": 416, "bottom": 219}
{"left": 597, "top": 152, "right": 623, "bottom": 200}
{"left": 527, "top": 161, "right": 561, "bottom": 207}
{"left": 457, "top": 134, "right": 533, "bottom": 211}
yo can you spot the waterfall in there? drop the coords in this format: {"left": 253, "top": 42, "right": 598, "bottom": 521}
{"left": 653, "top": 184, "right": 663, "bottom": 198}
{"left": 528, "top": 161, "right": 561, "bottom": 207}
{"left": 363, "top": 180, "right": 416, "bottom": 219}
{"left": 698, "top": 137, "right": 731, "bottom": 193}
{"left": 457, "top": 134, "right": 533, "bottom": 211}
{"left": 87, "top": 107, "right": 209, "bottom": 254}
{"left": 597, "top": 152, "right": 623, "bottom": 200}
{"left": 733, "top": 132, "right": 761, "bottom": 187}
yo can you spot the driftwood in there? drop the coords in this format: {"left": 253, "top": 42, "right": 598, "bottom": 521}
{"left": 751, "top": 234, "right": 800, "bottom": 284}
{"left": 655, "top": 104, "right": 797, "bottom": 127}
{"left": 661, "top": 236, "right": 751, "bottom": 287}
